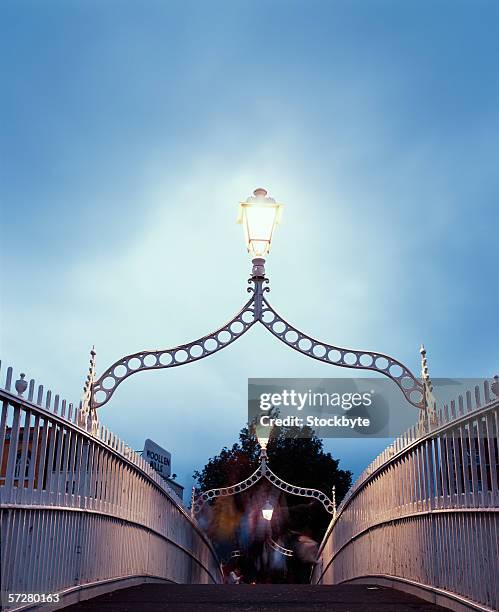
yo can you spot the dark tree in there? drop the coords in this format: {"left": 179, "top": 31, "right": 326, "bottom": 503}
{"left": 193, "top": 423, "right": 352, "bottom": 582}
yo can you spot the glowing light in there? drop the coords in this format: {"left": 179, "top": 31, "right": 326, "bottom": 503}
{"left": 255, "top": 418, "right": 270, "bottom": 450}
{"left": 237, "top": 188, "right": 283, "bottom": 258}
{"left": 262, "top": 499, "right": 274, "bottom": 521}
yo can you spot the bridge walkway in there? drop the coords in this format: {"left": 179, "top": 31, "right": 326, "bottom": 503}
{"left": 64, "top": 583, "right": 448, "bottom": 611}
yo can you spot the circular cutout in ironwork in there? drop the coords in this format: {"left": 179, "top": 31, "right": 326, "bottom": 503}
{"left": 328, "top": 350, "right": 342, "bottom": 362}
{"left": 174, "top": 350, "right": 188, "bottom": 363}
{"left": 389, "top": 364, "right": 403, "bottom": 378}
{"left": 218, "top": 330, "right": 231, "bottom": 344}
{"left": 102, "top": 376, "right": 115, "bottom": 390}
{"left": 230, "top": 321, "right": 244, "bottom": 335}
{"left": 273, "top": 321, "right": 286, "bottom": 334}
{"left": 313, "top": 344, "right": 327, "bottom": 358}
{"left": 262, "top": 310, "right": 275, "bottom": 323}
{"left": 204, "top": 338, "right": 218, "bottom": 352}
{"left": 401, "top": 376, "right": 415, "bottom": 389}
{"left": 298, "top": 338, "right": 312, "bottom": 351}
{"left": 190, "top": 344, "right": 203, "bottom": 358}
{"left": 128, "top": 357, "right": 141, "bottom": 370}
{"left": 410, "top": 389, "right": 423, "bottom": 405}
{"left": 144, "top": 354, "right": 157, "bottom": 367}
{"left": 344, "top": 352, "right": 357, "bottom": 365}
{"left": 359, "top": 354, "right": 374, "bottom": 367}
{"left": 114, "top": 364, "right": 127, "bottom": 378}
{"left": 242, "top": 310, "right": 254, "bottom": 324}
{"left": 94, "top": 390, "right": 107, "bottom": 404}
{"left": 159, "top": 352, "right": 173, "bottom": 366}
{"left": 375, "top": 357, "right": 389, "bottom": 370}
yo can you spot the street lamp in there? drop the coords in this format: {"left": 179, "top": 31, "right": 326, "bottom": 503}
{"left": 262, "top": 500, "right": 274, "bottom": 521}
{"left": 189, "top": 420, "right": 334, "bottom": 519}
{"left": 192, "top": 435, "right": 336, "bottom": 518}
{"left": 255, "top": 417, "right": 270, "bottom": 452}
{"left": 237, "top": 187, "right": 283, "bottom": 261}
{"left": 81, "top": 187, "right": 429, "bottom": 428}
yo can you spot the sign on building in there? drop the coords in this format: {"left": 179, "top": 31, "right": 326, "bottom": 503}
{"left": 143, "top": 438, "right": 171, "bottom": 478}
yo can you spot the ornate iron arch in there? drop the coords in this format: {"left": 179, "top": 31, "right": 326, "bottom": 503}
{"left": 191, "top": 448, "right": 336, "bottom": 517}
{"left": 259, "top": 297, "right": 423, "bottom": 409}
{"left": 90, "top": 295, "right": 257, "bottom": 409}
{"left": 82, "top": 261, "right": 425, "bottom": 423}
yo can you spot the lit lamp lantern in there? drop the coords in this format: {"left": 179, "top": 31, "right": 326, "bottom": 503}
{"left": 262, "top": 499, "right": 274, "bottom": 521}
{"left": 254, "top": 418, "right": 271, "bottom": 452}
{"left": 256, "top": 433, "right": 269, "bottom": 451}
{"left": 237, "top": 188, "right": 283, "bottom": 277}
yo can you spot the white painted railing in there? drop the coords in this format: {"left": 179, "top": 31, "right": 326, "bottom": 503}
{"left": 0, "top": 362, "right": 222, "bottom": 611}
{"left": 312, "top": 380, "right": 499, "bottom": 612}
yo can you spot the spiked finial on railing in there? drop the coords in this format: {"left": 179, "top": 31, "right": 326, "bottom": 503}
{"left": 78, "top": 346, "right": 99, "bottom": 433}
{"left": 420, "top": 345, "right": 433, "bottom": 392}
{"left": 419, "top": 344, "right": 438, "bottom": 432}
{"left": 191, "top": 486, "right": 197, "bottom": 519}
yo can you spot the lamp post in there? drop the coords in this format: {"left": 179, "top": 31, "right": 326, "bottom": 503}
{"left": 78, "top": 188, "right": 430, "bottom": 433}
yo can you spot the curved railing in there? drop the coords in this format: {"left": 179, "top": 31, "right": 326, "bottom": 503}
{"left": 312, "top": 380, "right": 499, "bottom": 612}
{"left": 0, "top": 362, "right": 222, "bottom": 611}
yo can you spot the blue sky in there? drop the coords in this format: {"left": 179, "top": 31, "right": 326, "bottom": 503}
{"left": 1, "top": 1, "right": 498, "bottom": 493}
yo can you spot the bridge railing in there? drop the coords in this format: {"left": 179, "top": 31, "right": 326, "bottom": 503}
{"left": 0, "top": 362, "right": 222, "bottom": 611}
{"left": 312, "top": 380, "right": 499, "bottom": 612}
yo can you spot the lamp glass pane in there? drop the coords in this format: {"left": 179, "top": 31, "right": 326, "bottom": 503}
{"left": 257, "top": 435, "right": 269, "bottom": 449}
{"left": 244, "top": 205, "right": 279, "bottom": 257}
{"left": 255, "top": 417, "right": 271, "bottom": 449}
{"left": 262, "top": 502, "right": 274, "bottom": 521}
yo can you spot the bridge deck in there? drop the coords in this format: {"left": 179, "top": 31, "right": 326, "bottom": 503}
{"left": 64, "top": 583, "right": 448, "bottom": 611}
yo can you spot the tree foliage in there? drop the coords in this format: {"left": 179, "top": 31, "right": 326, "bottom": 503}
{"left": 193, "top": 423, "right": 352, "bottom": 561}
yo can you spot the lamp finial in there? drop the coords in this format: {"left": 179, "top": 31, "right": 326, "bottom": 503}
{"left": 253, "top": 187, "right": 268, "bottom": 197}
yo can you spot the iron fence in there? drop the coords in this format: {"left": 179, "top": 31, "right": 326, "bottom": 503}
{"left": 0, "top": 362, "right": 222, "bottom": 611}
{"left": 312, "top": 380, "right": 498, "bottom": 612}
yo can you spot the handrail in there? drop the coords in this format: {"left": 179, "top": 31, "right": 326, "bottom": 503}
{"left": 318, "top": 394, "right": 499, "bottom": 553}
{"left": 0, "top": 361, "right": 223, "bottom": 609}
{"left": 313, "top": 379, "right": 499, "bottom": 612}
